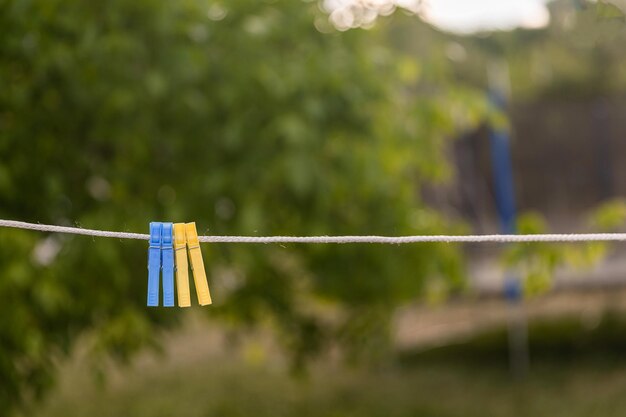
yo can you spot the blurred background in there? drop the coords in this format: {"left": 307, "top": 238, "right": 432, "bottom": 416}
{"left": 2, "top": 0, "right": 626, "bottom": 415}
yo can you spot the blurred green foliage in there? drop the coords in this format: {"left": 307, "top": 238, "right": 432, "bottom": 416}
{"left": 503, "top": 200, "right": 626, "bottom": 296}
{"left": 0, "top": 0, "right": 490, "bottom": 412}
{"left": 450, "top": 0, "right": 626, "bottom": 99}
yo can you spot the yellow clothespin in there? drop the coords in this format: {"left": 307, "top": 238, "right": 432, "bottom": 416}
{"left": 173, "top": 223, "right": 191, "bottom": 307}
{"left": 185, "top": 222, "right": 212, "bottom": 306}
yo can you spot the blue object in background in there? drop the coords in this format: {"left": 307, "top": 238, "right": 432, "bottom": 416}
{"left": 503, "top": 276, "right": 522, "bottom": 303}
{"left": 490, "top": 129, "right": 521, "bottom": 303}
{"left": 488, "top": 92, "right": 517, "bottom": 236}
{"left": 488, "top": 91, "right": 521, "bottom": 303}
{"left": 489, "top": 129, "right": 517, "bottom": 235}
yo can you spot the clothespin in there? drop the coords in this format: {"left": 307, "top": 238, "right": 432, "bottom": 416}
{"left": 185, "top": 222, "right": 212, "bottom": 306}
{"left": 161, "top": 222, "right": 175, "bottom": 307}
{"left": 147, "top": 222, "right": 162, "bottom": 307}
{"left": 174, "top": 223, "right": 191, "bottom": 307}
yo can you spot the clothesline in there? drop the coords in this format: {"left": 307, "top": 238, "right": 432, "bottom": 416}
{"left": 1, "top": 219, "right": 625, "bottom": 244}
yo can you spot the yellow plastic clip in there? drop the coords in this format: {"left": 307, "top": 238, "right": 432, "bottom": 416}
{"left": 173, "top": 223, "right": 191, "bottom": 307}
{"left": 185, "top": 222, "right": 212, "bottom": 306}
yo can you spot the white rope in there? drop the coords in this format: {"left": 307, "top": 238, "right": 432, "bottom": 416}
{"left": 1, "top": 219, "right": 626, "bottom": 244}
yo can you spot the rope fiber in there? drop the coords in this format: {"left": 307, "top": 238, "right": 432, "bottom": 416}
{"left": 1, "top": 219, "right": 626, "bottom": 244}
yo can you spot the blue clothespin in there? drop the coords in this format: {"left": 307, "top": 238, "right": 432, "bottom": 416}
{"left": 161, "top": 222, "right": 175, "bottom": 307}
{"left": 147, "top": 222, "right": 162, "bottom": 307}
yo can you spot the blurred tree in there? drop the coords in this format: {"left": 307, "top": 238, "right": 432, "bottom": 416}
{"left": 0, "top": 0, "right": 487, "bottom": 412}
{"left": 445, "top": 0, "right": 626, "bottom": 99}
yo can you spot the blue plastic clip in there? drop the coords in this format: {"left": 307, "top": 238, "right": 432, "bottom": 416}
{"left": 147, "top": 222, "right": 162, "bottom": 307}
{"left": 161, "top": 222, "right": 175, "bottom": 307}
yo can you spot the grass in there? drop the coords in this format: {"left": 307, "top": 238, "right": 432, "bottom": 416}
{"left": 36, "top": 313, "right": 626, "bottom": 417}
